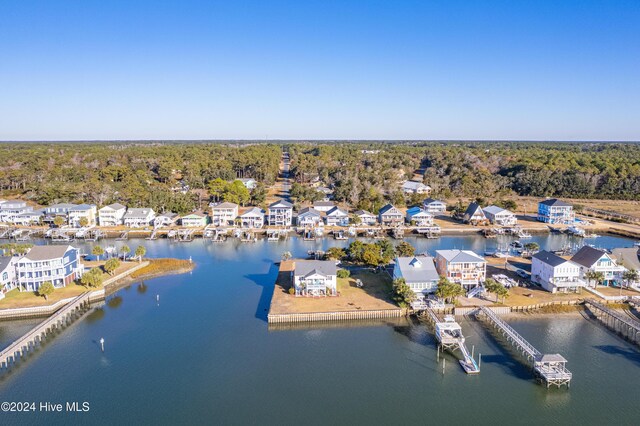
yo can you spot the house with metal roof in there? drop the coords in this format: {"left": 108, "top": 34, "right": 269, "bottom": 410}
{"left": 68, "top": 204, "right": 97, "bottom": 227}
{"left": 571, "top": 246, "right": 626, "bottom": 286}
{"left": 98, "top": 203, "right": 127, "bottom": 226}
{"left": 435, "top": 250, "right": 486, "bottom": 289}
{"left": 531, "top": 250, "right": 584, "bottom": 293}
{"left": 210, "top": 202, "right": 239, "bottom": 227}
{"left": 483, "top": 205, "right": 517, "bottom": 226}
{"left": 401, "top": 180, "right": 432, "bottom": 195}
{"left": 268, "top": 199, "right": 293, "bottom": 227}
{"left": 537, "top": 199, "right": 574, "bottom": 224}
{"left": 406, "top": 207, "right": 433, "bottom": 226}
{"left": 393, "top": 256, "right": 439, "bottom": 299}
{"left": 123, "top": 208, "right": 156, "bottom": 228}
{"left": 15, "top": 245, "right": 83, "bottom": 291}
{"left": 238, "top": 207, "right": 265, "bottom": 229}
{"left": 291, "top": 260, "right": 337, "bottom": 296}
{"left": 297, "top": 207, "right": 323, "bottom": 227}
{"left": 181, "top": 212, "right": 209, "bottom": 228}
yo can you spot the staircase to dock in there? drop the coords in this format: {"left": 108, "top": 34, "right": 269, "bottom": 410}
{"left": 584, "top": 299, "right": 640, "bottom": 346}
{"left": 475, "top": 307, "right": 572, "bottom": 388}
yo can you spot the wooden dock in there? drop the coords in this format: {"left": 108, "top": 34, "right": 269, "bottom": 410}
{"left": 0, "top": 292, "right": 92, "bottom": 370}
{"left": 583, "top": 299, "right": 640, "bottom": 345}
{"left": 476, "top": 307, "right": 572, "bottom": 388}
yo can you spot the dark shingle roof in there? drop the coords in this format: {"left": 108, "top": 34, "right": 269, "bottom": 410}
{"left": 539, "top": 198, "right": 571, "bottom": 207}
{"left": 294, "top": 260, "right": 337, "bottom": 277}
{"left": 571, "top": 246, "right": 607, "bottom": 268}
{"left": 24, "top": 245, "right": 74, "bottom": 261}
{"left": 533, "top": 250, "right": 568, "bottom": 267}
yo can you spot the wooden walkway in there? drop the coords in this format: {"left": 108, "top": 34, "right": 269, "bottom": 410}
{"left": 584, "top": 299, "right": 640, "bottom": 345}
{"left": 476, "top": 307, "right": 572, "bottom": 388}
{"left": 0, "top": 292, "right": 92, "bottom": 369}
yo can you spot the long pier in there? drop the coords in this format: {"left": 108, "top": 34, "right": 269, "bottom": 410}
{"left": 583, "top": 299, "right": 640, "bottom": 345}
{"left": 475, "top": 307, "right": 572, "bottom": 388}
{"left": 0, "top": 292, "right": 92, "bottom": 370}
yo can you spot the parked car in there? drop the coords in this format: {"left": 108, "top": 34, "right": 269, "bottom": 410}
{"left": 516, "top": 269, "right": 529, "bottom": 279}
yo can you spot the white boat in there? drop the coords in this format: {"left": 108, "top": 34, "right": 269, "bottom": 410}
{"left": 566, "top": 226, "right": 585, "bottom": 237}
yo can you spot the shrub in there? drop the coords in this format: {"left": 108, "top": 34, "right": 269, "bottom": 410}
{"left": 337, "top": 269, "right": 350, "bottom": 279}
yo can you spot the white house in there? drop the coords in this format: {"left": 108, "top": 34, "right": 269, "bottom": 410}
{"left": 210, "top": 202, "right": 239, "bottom": 227}
{"left": 154, "top": 212, "right": 179, "bottom": 228}
{"left": 435, "top": 250, "right": 487, "bottom": 290}
{"left": 297, "top": 207, "right": 323, "bottom": 227}
{"left": 354, "top": 210, "right": 377, "bottom": 226}
{"left": 15, "top": 245, "right": 84, "bottom": 291}
{"left": 123, "top": 208, "right": 156, "bottom": 228}
{"left": 67, "top": 204, "right": 97, "bottom": 227}
{"left": 98, "top": 203, "right": 127, "bottom": 226}
{"left": 537, "top": 199, "right": 574, "bottom": 224}
{"left": 393, "top": 256, "right": 440, "bottom": 300}
{"left": 0, "top": 256, "right": 18, "bottom": 299}
{"left": 402, "top": 180, "right": 431, "bottom": 195}
{"left": 0, "top": 200, "right": 33, "bottom": 223}
{"left": 571, "top": 246, "right": 627, "bottom": 287}
{"left": 531, "top": 250, "right": 585, "bottom": 293}
{"left": 483, "top": 205, "right": 517, "bottom": 226}
{"left": 181, "top": 212, "right": 209, "bottom": 227}
{"left": 239, "top": 207, "right": 265, "bottom": 229}
{"left": 379, "top": 204, "right": 404, "bottom": 226}
{"left": 12, "top": 211, "right": 43, "bottom": 226}
{"left": 406, "top": 207, "right": 433, "bottom": 226}
{"left": 462, "top": 203, "right": 487, "bottom": 225}
{"left": 291, "top": 259, "right": 337, "bottom": 297}
{"left": 268, "top": 200, "right": 293, "bottom": 227}
{"left": 325, "top": 207, "right": 349, "bottom": 227}
{"left": 422, "top": 198, "right": 447, "bottom": 215}
{"left": 313, "top": 201, "right": 336, "bottom": 212}
{"left": 236, "top": 178, "right": 257, "bottom": 190}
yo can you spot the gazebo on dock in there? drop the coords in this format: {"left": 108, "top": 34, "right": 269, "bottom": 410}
{"left": 534, "top": 354, "right": 572, "bottom": 388}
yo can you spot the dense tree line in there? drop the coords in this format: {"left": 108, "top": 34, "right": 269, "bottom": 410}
{"left": 0, "top": 143, "right": 281, "bottom": 214}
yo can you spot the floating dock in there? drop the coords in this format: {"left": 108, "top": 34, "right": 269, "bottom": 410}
{"left": 475, "top": 307, "right": 572, "bottom": 388}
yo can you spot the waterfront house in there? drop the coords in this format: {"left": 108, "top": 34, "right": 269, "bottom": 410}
{"left": 325, "top": 207, "right": 349, "bottom": 227}
{"left": 268, "top": 200, "right": 293, "bottom": 227}
{"left": 98, "top": 203, "right": 127, "bottom": 226}
{"left": 378, "top": 204, "right": 404, "bottom": 226}
{"left": 537, "top": 199, "right": 574, "bottom": 224}
{"left": 531, "top": 250, "right": 585, "bottom": 293}
{"left": 0, "top": 256, "right": 18, "bottom": 299}
{"left": 239, "top": 207, "right": 265, "bottom": 229}
{"left": 180, "top": 212, "right": 209, "bottom": 228}
{"left": 435, "top": 250, "right": 487, "bottom": 290}
{"left": 462, "top": 203, "right": 487, "bottom": 225}
{"left": 44, "top": 203, "right": 77, "bottom": 216}
{"left": 210, "top": 202, "right": 239, "bottom": 227}
{"left": 12, "top": 211, "right": 43, "bottom": 226}
{"left": 236, "top": 178, "right": 257, "bottom": 190}
{"left": 483, "top": 205, "right": 518, "bottom": 226}
{"left": 313, "top": 201, "right": 336, "bottom": 212}
{"left": 393, "top": 256, "right": 439, "bottom": 299}
{"left": 405, "top": 207, "right": 433, "bottom": 226}
{"left": 402, "top": 180, "right": 432, "bottom": 195}
{"left": 297, "top": 207, "right": 323, "bottom": 227}
{"left": 68, "top": 204, "right": 97, "bottom": 227}
{"left": 571, "top": 246, "right": 626, "bottom": 287}
{"left": 15, "top": 245, "right": 83, "bottom": 291}
{"left": 154, "top": 212, "right": 179, "bottom": 228}
{"left": 354, "top": 210, "right": 377, "bottom": 226}
{"left": 422, "top": 198, "right": 447, "bottom": 215}
{"left": 0, "top": 200, "right": 33, "bottom": 223}
{"left": 123, "top": 208, "right": 156, "bottom": 228}
{"left": 291, "top": 259, "right": 337, "bottom": 296}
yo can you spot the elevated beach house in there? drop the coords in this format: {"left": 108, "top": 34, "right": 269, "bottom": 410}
{"left": 401, "top": 180, "right": 432, "bottom": 195}
{"left": 435, "top": 250, "right": 487, "bottom": 290}
{"left": 154, "top": 212, "right": 179, "bottom": 228}
{"left": 422, "top": 198, "right": 447, "bottom": 215}
{"left": 98, "top": 203, "right": 127, "bottom": 226}
{"left": 210, "top": 202, "right": 239, "bottom": 227}
{"left": 531, "top": 250, "right": 584, "bottom": 293}
{"left": 483, "top": 205, "right": 517, "bottom": 226}
{"left": 378, "top": 204, "right": 404, "bottom": 226}
{"left": 67, "top": 204, "right": 97, "bottom": 227}
{"left": 123, "top": 208, "right": 156, "bottom": 228}
{"left": 405, "top": 207, "right": 433, "bottom": 226}
{"left": 15, "top": 245, "right": 83, "bottom": 291}
{"left": 43, "top": 203, "right": 76, "bottom": 224}
{"left": 571, "top": 246, "right": 626, "bottom": 287}
{"left": 268, "top": 199, "right": 293, "bottom": 227}
{"left": 291, "top": 259, "right": 337, "bottom": 297}
{"left": 12, "top": 211, "right": 44, "bottom": 226}
{"left": 354, "top": 210, "right": 377, "bottom": 226}
{"left": 0, "top": 256, "right": 18, "bottom": 299}
{"left": 393, "top": 256, "right": 439, "bottom": 300}
{"left": 181, "top": 212, "right": 209, "bottom": 227}
{"left": 239, "top": 207, "right": 265, "bottom": 229}
{"left": 297, "top": 207, "right": 323, "bottom": 227}
{"left": 0, "top": 200, "right": 33, "bottom": 223}
{"left": 537, "top": 199, "right": 574, "bottom": 224}
{"left": 325, "top": 207, "right": 349, "bottom": 227}
{"left": 462, "top": 202, "right": 487, "bottom": 225}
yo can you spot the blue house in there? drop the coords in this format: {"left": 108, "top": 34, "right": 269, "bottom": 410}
{"left": 537, "top": 199, "right": 574, "bottom": 224}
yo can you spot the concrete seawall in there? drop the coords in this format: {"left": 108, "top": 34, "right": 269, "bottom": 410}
{"left": 267, "top": 308, "right": 403, "bottom": 324}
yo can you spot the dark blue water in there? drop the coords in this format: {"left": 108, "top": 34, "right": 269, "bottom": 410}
{"left": 0, "top": 235, "right": 639, "bottom": 425}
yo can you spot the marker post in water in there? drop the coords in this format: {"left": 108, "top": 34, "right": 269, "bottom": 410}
{"left": 100, "top": 337, "right": 105, "bottom": 352}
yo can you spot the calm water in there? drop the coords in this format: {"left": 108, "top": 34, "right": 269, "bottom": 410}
{"left": 0, "top": 234, "right": 639, "bottom": 425}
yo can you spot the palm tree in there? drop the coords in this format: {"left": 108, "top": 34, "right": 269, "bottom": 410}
{"left": 584, "top": 270, "right": 598, "bottom": 288}
{"left": 120, "top": 244, "right": 130, "bottom": 260}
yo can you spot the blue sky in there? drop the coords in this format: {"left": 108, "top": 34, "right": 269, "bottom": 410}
{"left": 0, "top": 0, "right": 638, "bottom": 141}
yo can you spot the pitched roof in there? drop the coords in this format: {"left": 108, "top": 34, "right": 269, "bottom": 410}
{"left": 402, "top": 181, "right": 430, "bottom": 190}
{"left": 406, "top": 206, "right": 430, "bottom": 217}
{"left": 464, "top": 202, "right": 485, "bottom": 218}
{"left": 211, "top": 202, "right": 238, "bottom": 210}
{"left": 379, "top": 204, "right": 400, "bottom": 215}
{"left": 483, "top": 205, "right": 510, "bottom": 216}
{"left": 101, "top": 203, "right": 127, "bottom": 211}
{"left": 0, "top": 256, "right": 13, "bottom": 272}
{"left": 124, "top": 208, "right": 154, "bottom": 218}
{"left": 294, "top": 260, "right": 337, "bottom": 277}
{"left": 423, "top": 198, "right": 446, "bottom": 205}
{"left": 354, "top": 210, "right": 374, "bottom": 216}
{"left": 239, "top": 207, "right": 264, "bottom": 217}
{"left": 298, "top": 207, "right": 321, "bottom": 216}
{"left": 70, "top": 204, "right": 95, "bottom": 211}
{"left": 182, "top": 212, "right": 207, "bottom": 218}
{"left": 532, "top": 250, "right": 570, "bottom": 267}
{"left": 395, "top": 256, "right": 439, "bottom": 283}
{"left": 326, "top": 206, "right": 348, "bottom": 216}
{"left": 313, "top": 201, "right": 335, "bottom": 207}
{"left": 571, "top": 246, "right": 609, "bottom": 268}
{"left": 269, "top": 199, "right": 293, "bottom": 209}
{"left": 539, "top": 198, "right": 571, "bottom": 207}
{"left": 436, "top": 250, "right": 485, "bottom": 263}
{"left": 24, "top": 245, "right": 74, "bottom": 261}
